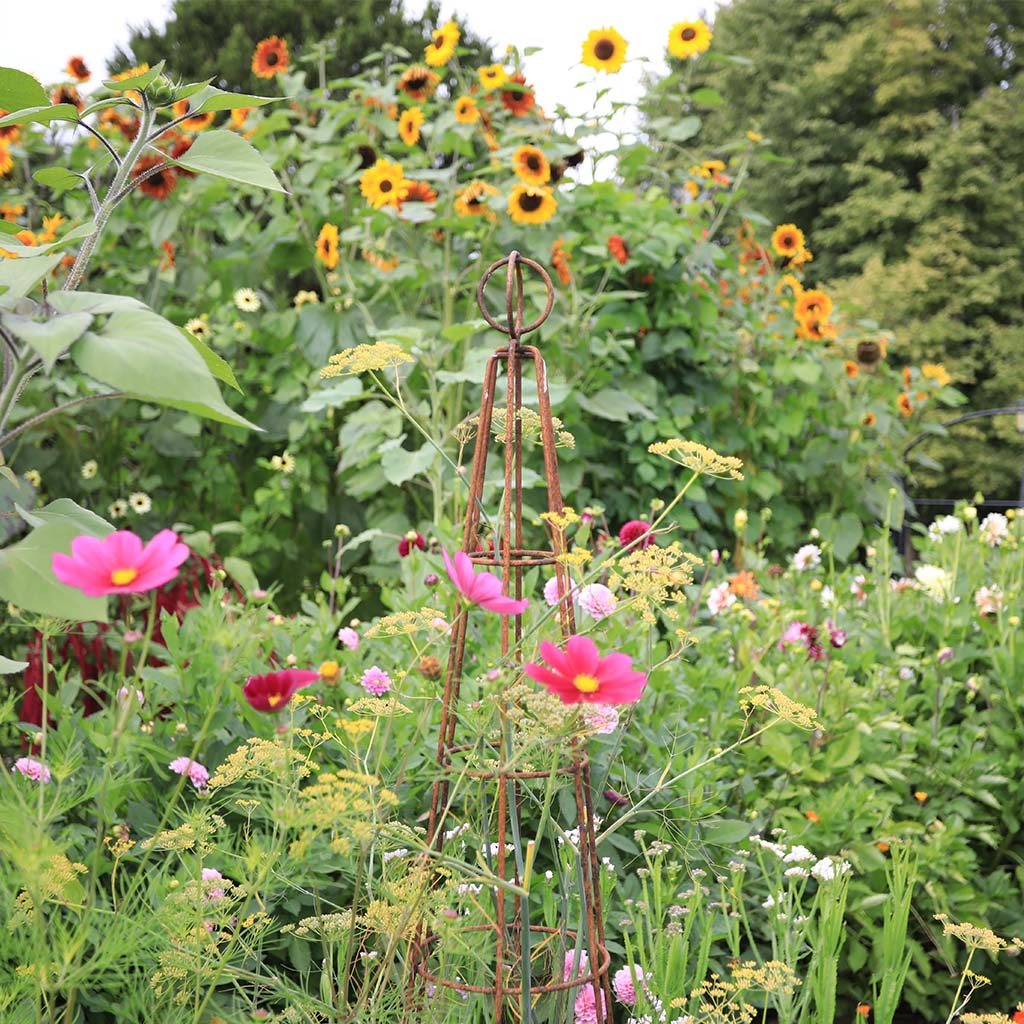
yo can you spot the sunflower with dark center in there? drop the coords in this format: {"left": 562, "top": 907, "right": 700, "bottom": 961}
{"left": 401, "top": 180, "right": 438, "bottom": 205}
{"left": 133, "top": 155, "right": 177, "bottom": 200}
{"left": 316, "top": 222, "right": 339, "bottom": 269}
{"left": 512, "top": 145, "right": 550, "bottom": 186}
{"left": 360, "top": 158, "right": 410, "bottom": 210}
{"left": 478, "top": 64, "right": 508, "bottom": 91}
{"left": 796, "top": 316, "right": 836, "bottom": 343}
{"left": 398, "top": 66, "right": 440, "bottom": 102}
{"left": 771, "top": 223, "right": 805, "bottom": 258}
{"left": 500, "top": 74, "right": 535, "bottom": 116}
{"left": 168, "top": 134, "right": 196, "bottom": 177}
{"left": 795, "top": 289, "right": 833, "bottom": 323}
{"left": 454, "top": 96, "right": 479, "bottom": 124}
{"left": 65, "top": 56, "right": 90, "bottom": 82}
{"left": 508, "top": 184, "right": 556, "bottom": 225}
{"left": 667, "top": 19, "right": 712, "bottom": 59}
{"left": 252, "top": 36, "right": 289, "bottom": 78}
{"left": 51, "top": 85, "right": 84, "bottom": 112}
{"left": 399, "top": 107, "right": 424, "bottom": 146}
{"left": 424, "top": 20, "right": 460, "bottom": 67}
{"left": 0, "top": 112, "right": 20, "bottom": 145}
{"left": 581, "top": 26, "right": 628, "bottom": 74}
{"left": 172, "top": 99, "right": 215, "bottom": 132}
{"left": 454, "top": 180, "right": 499, "bottom": 220}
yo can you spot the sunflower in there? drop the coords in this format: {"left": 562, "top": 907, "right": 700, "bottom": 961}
{"left": 512, "top": 145, "right": 550, "bottom": 186}
{"left": 795, "top": 289, "right": 833, "bottom": 322}
{"left": 0, "top": 201, "right": 24, "bottom": 221}
{"left": 581, "top": 27, "right": 628, "bottom": 74}
{"left": 398, "top": 66, "right": 440, "bottom": 102}
{"left": 454, "top": 96, "right": 479, "bottom": 124}
{"left": 252, "top": 36, "right": 289, "bottom": 78}
{"left": 508, "top": 184, "right": 556, "bottom": 225}
{"left": 667, "top": 20, "right": 712, "bottom": 60}
{"left": 316, "top": 222, "right": 340, "bottom": 269}
{"left": 844, "top": 360, "right": 859, "bottom": 378}
{"left": 454, "top": 180, "right": 499, "bottom": 220}
{"left": 0, "top": 111, "right": 20, "bottom": 145}
{"left": 921, "top": 362, "right": 951, "bottom": 386}
{"left": 771, "top": 223, "right": 804, "bottom": 257}
{"left": 786, "top": 246, "right": 814, "bottom": 269}
{"left": 0, "top": 144, "right": 13, "bottom": 179}
{"left": 402, "top": 180, "right": 438, "bottom": 204}
{"left": 863, "top": 411, "right": 877, "bottom": 427}
{"left": 424, "top": 20, "right": 460, "bottom": 67}
{"left": 897, "top": 393, "right": 913, "bottom": 417}
{"left": 172, "top": 99, "right": 215, "bottom": 132}
{"left": 796, "top": 317, "right": 836, "bottom": 343}
{"left": 229, "top": 107, "right": 253, "bottom": 130}
{"left": 500, "top": 74, "right": 535, "bottom": 116}
{"left": 133, "top": 154, "right": 177, "bottom": 200}
{"left": 167, "top": 134, "right": 197, "bottom": 176}
{"left": 399, "top": 107, "right": 424, "bottom": 146}
{"left": 360, "top": 158, "right": 410, "bottom": 210}
{"left": 65, "top": 56, "right": 90, "bottom": 82}
{"left": 51, "top": 85, "right": 84, "bottom": 112}
{"left": 478, "top": 64, "right": 508, "bottom": 91}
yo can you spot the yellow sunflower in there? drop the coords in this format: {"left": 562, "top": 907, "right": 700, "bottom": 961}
{"left": 316, "top": 222, "right": 340, "bottom": 269}
{"left": 508, "top": 184, "right": 556, "bottom": 225}
{"left": 398, "top": 66, "right": 440, "bottom": 102}
{"left": 454, "top": 180, "right": 500, "bottom": 221}
{"left": 667, "top": 20, "right": 712, "bottom": 60}
{"left": 581, "top": 27, "right": 628, "bottom": 74}
{"left": 795, "top": 289, "right": 833, "bottom": 322}
{"left": 399, "top": 106, "right": 424, "bottom": 146}
{"left": 771, "top": 223, "right": 805, "bottom": 258}
{"left": 360, "top": 158, "right": 410, "bottom": 210}
{"left": 0, "top": 143, "right": 12, "bottom": 178}
{"left": 424, "top": 20, "right": 460, "bottom": 67}
{"left": 512, "top": 145, "right": 550, "bottom": 186}
{"left": 921, "top": 362, "right": 952, "bottom": 386}
{"left": 454, "top": 96, "right": 479, "bottom": 124}
{"left": 478, "top": 64, "right": 508, "bottom": 91}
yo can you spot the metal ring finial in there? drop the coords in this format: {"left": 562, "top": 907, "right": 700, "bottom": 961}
{"left": 476, "top": 251, "right": 555, "bottom": 340}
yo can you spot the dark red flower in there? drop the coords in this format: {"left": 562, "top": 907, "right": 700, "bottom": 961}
{"left": 398, "top": 531, "right": 426, "bottom": 557}
{"left": 243, "top": 669, "right": 318, "bottom": 712}
{"left": 618, "top": 520, "right": 653, "bottom": 550}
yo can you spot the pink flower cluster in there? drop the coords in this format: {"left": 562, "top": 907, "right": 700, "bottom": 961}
{"left": 563, "top": 951, "right": 607, "bottom": 1024}
{"left": 169, "top": 757, "right": 210, "bottom": 789}
{"left": 14, "top": 757, "right": 51, "bottom": 783}
{"left": 779, "top": 620, "right": 847, "bottom": 660}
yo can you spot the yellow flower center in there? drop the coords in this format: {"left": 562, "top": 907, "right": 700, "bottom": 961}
{"left": 110, "top": 568, "right": 138, "bottom": 586}
{"left": 572, "top": 673, "right": 600, "bottom": 693}
{"left": 268, "top": 694, "right": 283, "bottom": 707}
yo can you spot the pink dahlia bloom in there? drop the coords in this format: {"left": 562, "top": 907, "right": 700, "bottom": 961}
{"left": 574, "top": 981, "right": 607, "bottom": 1024}
{"left": 243, "top": 669, "right": 318, "bottom": 712}
{"left": 563, "top": 949, "right": 589, "bottom": 981}
{"left": 612, "top": 964, "right": 645, "bottom": 1005}
{"left": 52, "top": 529, "right": 189, "bottom": 597}
{"left": 168, "top": 756, "right": 210, "bottom": 789}
{"left": 14, "top": 757, "right": 51, "bottom": 783}
{"left": 525, "top": 635, "right": 647, "bottom": 705}
{"left": 618, "top": 519, "right": 653, "bottom": 550}
{"left": 442, "top": 549, "right": 529, "bottom": 615}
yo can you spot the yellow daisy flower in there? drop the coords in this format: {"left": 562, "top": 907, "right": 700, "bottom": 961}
{"left": 424, "top": 20, "right": 460, "bottom": 67}
{"left": 360, "top": 159, "right": 410, "bottom": 210}
{"left": 581, "top": 27, "right": 628, "bottom": 74}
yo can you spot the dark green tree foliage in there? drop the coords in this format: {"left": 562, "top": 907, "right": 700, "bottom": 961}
{"left": 110, "top": 0, "right": 492, "bottom": 92}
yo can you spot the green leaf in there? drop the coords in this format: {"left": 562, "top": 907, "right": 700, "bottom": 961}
{"left": 380, "top": 443, "right": 435, "bottom": 485}
{"left": 102, "top": 61, "right": 165, "bottom": 93}
{"left": 223, "top": 556, "right": 259, "bottom": 593}
{"left": 666, "top": 115, "right": 701, "bottom": 142}
{"left": 300, "top": 378, "right": 362, "bottom": 412}
{"left": 0, "top": 520, "right": 109, "bottom": 622}
{"left": 1, "top": 311, "right": 93, "bottom": 371}
{"left": 18, "top": 498, "right": 114, "bottom": 535}
{"left": 33, "top": 167, "right": 84, "bottom": 195}
{"left": 689, "top": 87, "right": 725, "bottom": 107}
{"left": 0, "top": 654, "right": 28, "bottom": 674}
{"left": 575, "top": 388, "right": 655, "bottom": 423}
{"left": 0, "top": 67, "right": 49, "bottom": 113}
{"left": 0, "top": 104, "right": 80, "bottom": 128}
{"left": 47, "top": 291, "right": 146, "bottom": 315}
{"left": 184, "top": 329, "right": 241, "bottom": 392}
{"left": 440, "top": 319, "right": 488, "bottom": 343}
{"left": 0, "top": 253, "right": 64, "bottom": 298}
{"left": 179, "top": 85, "right": 277, "bottom": 115}
{"left": 701, "top": 819, "right": 751, "bottom": 846}
{"left": 172, "top": 130, "right": 285, "bottom": 193}
{"left": 69, "top": 308, "right": 259, "bottom": 430}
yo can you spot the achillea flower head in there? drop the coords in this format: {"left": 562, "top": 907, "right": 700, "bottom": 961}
{"left": 243, "top": 669, "right": 318, "bottom": 712}
{"left": 578, "top": 583, "right": 617, "bottom": 620}
{"left": 52, "top": 529, "right": 189, "bottom": 597}
{"left": 360, "top": 666, "right": 392, "bottom": 696}
{"left": 168, "top": 756, "right": 210, "bottom": 789}
{"left": 442, "top": 549, "right": 529, "bottom": 615}
{"left": 618, "top": 519, "right": 653, "bottom": 550}
{"left": 14, "top": 757, "right": 51, "bottom": 783}
{"left": 525, "top": 635, "right": 647, "bottom": 705}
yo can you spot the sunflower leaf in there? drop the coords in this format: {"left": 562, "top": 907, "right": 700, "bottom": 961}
{"left": 170, "top": 130, "right": 286, "bottom": 193}
{"left": 0, "top": 67, "right": 49, "bottom": 113}
{"left": 0, "top": 311, "right": 93, "bottom": 372}
{"left": 0, "top": 104, "right": 81, "bottom": 128}
{"left": 0, "top": 253, "right": 65, "bottom": 298}
{"left": 180, "top": 85, "right": 277, "bottom": 116}
{"left": 102, "top": 61, "right": 165, "bottom": 93}
{"left": 33, "top": 167, "right": 85, "bottom": 195}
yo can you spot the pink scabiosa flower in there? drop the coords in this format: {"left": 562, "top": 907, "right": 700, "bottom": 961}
{"left": 168, "top": 756, "right": 210, "bottom": 789}
{"left": 618, "top": 519, "right": 653, "bottom": 550}
{"left": 243, "top": 669, "right": 318, "bottom": 712}
{"left": 398, "top": 530, "right": 426, "bottom": 557}
{"left": 612, "top": 964, "right": 645, "bottom": 1006}
{"left": 337, "top": 626, "right": 359, "bottom": 650}
{"left": 361, "top": 665, "right": 392, "bottom": 696}
{"left": 14, "top": 757, "right": 51, "bottom": 783}
{"left": 578, "top": 583, "right": 617, "bottom": 620}
{"left": 525, "top": 635, "right": 647, "bottom": 705}
{"left": 442, "top": 549, "right": 529, "bottom": 615}
{"left": 52, "top": 529, "right": 189, "bottom": 596}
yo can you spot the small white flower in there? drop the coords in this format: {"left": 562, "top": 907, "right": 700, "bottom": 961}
{"left": 979, "top": 512, "right": 1008, "bottom": 547}
{"left": 914, "top": 563, "right": 952, "bottom": 602}
{"left": 233, "top": 287, "right": 261, "bottom": 312}
{"left": 129, "top": 491, "right": 152, "bottom": 514}
{"left": 811, "top": 857, "right": 851, "bottom": 882}
{"left": 793, "top": 544, "right": 822, "bottom": 571}
{"left": 784, "top": 866, "right": 809, "bottom": 878}
{"left": 974, "top": 584, "right": 1004, "bottom": 616}
{"left": 108, "top": 498, "right": 129, "bottom": 520}
{"left": 820, "top": 585, "right": 835, "bottom": 607}
{"left": 293, "top": 289, "right": 320, "bottom": 308}
{"left": 783, "top": 844, "right": 815, "bottom": 863}
{"left": 928, "top": 514, "right": 962, "bottom": 541}
{"left": 383, "top": 848, "right": 409, "bottom": 863}
{"left": 707, "top": 580, "right": 735, "bottom": 615}
{"left": 898, "top": 666, "right": 914, "bottom": 681}
{"left": 185, "top": 316, "right": 211, "bottom": 340}
{"left": 80, "top": 459, "right": 98, "bottom": 480}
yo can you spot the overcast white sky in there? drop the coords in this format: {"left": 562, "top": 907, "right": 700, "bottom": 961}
{"left": 2, "top": 0, "right": 716, "bottom": 121}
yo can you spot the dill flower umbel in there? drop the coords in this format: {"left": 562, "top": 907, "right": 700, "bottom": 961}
{"left": 321, "top": 341, "right": 414, "bottom": 378}
{"left": 648, "top": 439, "right": 744, "bottom": 479}
{"left": 233, "top": 288, "right": 261, "bottom": 312}
{"left": 582, "top": 27, "right": 628, "bottom": 74}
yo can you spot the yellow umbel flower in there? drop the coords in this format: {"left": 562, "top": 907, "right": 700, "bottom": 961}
{"left": 647, "top": 439, "right": 744, "bottom": 479}
{"left": 321, "top": 341, "right": 414, "bottom": 378}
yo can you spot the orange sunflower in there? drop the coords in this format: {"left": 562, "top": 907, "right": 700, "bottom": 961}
{"left": 0, "top": 111, "right": 20, "bottom": 145}
{"left": 512, "top": 145, "right": 549, "bottom": 186}
{"left": 399, "top": 107, "right": 424, "bottom": 146}
{"left": 454, "top": 180, "right": 500, "bottom": 220}
{"left": 795, "top": 289, "right": 833, "bottom": 323}
{"left": 863, "top": 411, "right": 877, "bottom": 427}
{"left": 508, "top": 184, "right": 556, "bottom": 225}
{"left": 51, "top": 85, "right": 84, "bottom": 112}
{"left": 771, "top": 223, "right": 804, "bottom": 258}
{"left": 252, "top": 36, "right": 289, "bottom": 78}
{"left": 551, "top": 238, "right": 572, "bottom": 285}
{"left": 65, "top": 56, "right": 90, "bottom": 82}
{"left": 897, "top": 393, "right": 913, "bottom": 417}
{"left": 359, "top": 158, "right": 410, "bottom": 210}
{"left": 921, "top": 362, "right": 951, "bottom": 386}
{"left": 424, "top": 20, "right": 460, "bottom": 67}
{"left": 796, "top": 317, "right": 836, "bottom": 343}
{"left": 401, "top": 180, "right": 438, "bottom": 205}
{"left": 454, "top": 96, "right": 479, "bottom": 124}
{"left": 0, "top": 143, "right": 13, "bottom": 179}
{"left": 501, "top": 74, "right": 535, "bottom": 116}
{"left": 398, "top": 66, "right": 440, "bottom": 102}
{"left": 133, "top": 154, "right": 177, "bottom": 200}
{"left": 316, "top": 222, "right": 339, "bottom": 269}
{"left": 171, "top": 100, "right": 215, "bottom": 132}
{"left": 844, "top": 360, "right": 859, "bottom": 378}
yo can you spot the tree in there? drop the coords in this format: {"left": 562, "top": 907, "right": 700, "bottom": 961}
{"left": 110, "top": 0, "right": 492, "bottom": 93}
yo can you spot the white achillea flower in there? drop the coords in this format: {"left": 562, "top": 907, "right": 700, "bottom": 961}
{"left": 792, "top": 544, "right": 821, "bottom": 571}
{"left": 811, "top": 857, "right": 851, "bottom": 882}
{"left": 233, "top": 287, "right": 261, "bottom": 312}
{"left": 915, "top": 563, "right": 952, "bottom": 602}
{"left": 783, "top": 844, "right": 815, "bottom": 863}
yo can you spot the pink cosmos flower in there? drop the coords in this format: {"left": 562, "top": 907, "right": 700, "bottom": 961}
{"left": 14, "top": 757, "right": 51, "bottom": 783}
{"left": 612, "top": 964, "right": 645, "bottom": 1006}
{"left": 361, "top": 666, "right": 392, "bottom": 696}
{"left": 52, "top": 529, "right": 189, "bottom": 597}
{"left": 243, "top": 669, "right": 318, "bottom": 712}
{"left": 618, "top": 519, "right": 653, "bottom": 550}
{"left": 169, "top": 756, "right": 210, "bottom": 789}
{"left": 442, "top": 549, "right": 529, "bottom": 615}
{"left": 525, "top": 635, "right": 647, "bottom": 705}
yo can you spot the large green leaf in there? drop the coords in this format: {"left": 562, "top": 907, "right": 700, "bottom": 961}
{"left": 172, "top": 130, "right": 285, "bottom": 192}
{"left": 69, "top": 308, "right": 258, "bottom": 430}
{"left": 17, "top": 498, "right": 114, "bottom": 535}
{"left": 184, "top": 329, "right": 241, "bottom": 392}
{"left": 181, "top": 85, "right": 277, "bottom": 116}
{"left": 48, "top": 291, "right": 146, "bottom": 315}
{"left": 0, "top": 253, "right": 65, "bottom": 298}
{"left": 0, "top": 67, "right": 49, "bottom": 113}
{"left": 0, "top": 654, "right": 28, "bottom": 674}
{"left": 0, "top": 104, "right": 80, "bottom": 128}
{"left": 102, "top": 61, "right": 165, "bottom": 93}
{"left": 1, "top": 311, "right": 93, "bottom": 371}
{"left": 380, "top": 442, "right": 435, "bottom": 485}
{"left": 575, "top": 388, "right": 656, "bottom": 423}
{"left": 33, "top": 167, "right": 84, "bottom": 195}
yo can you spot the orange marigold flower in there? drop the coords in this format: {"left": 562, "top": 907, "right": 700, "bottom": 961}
{"left": 501, "top": 73, "right": 535, "bottom": 116}
{"left": 0, "top": 201, "right": 24, "bottom": 222}
{"left": 38, "top": 213, "right": 66, "bottom": 243}
{"left": 15, "top": 229, "right": 37, "bottom": 246}
{"left": 133, "top": 154, "right": 177, "bottom": 200}
{"left": 804, "top": 810, "right": 820, "bottom": 823}
{"left": 608, "top": 235, "right": 629, "bottom": 264}
{"left": 398, "top": 66, "right": 440, "bottom": 102}
{"left": 844, "top": 360, "right": 859, "bottom": 378}
{"left": 728, "top": 571, "right": 759, "bottom": 600}
{"left": 51, "top": 85, "right": 84, "bottom": 112}
{"left": 771, "top": 223, "right": 804, "bottom": 257}
{"left": 159, "top": 240, "right": 176, "bottom": 270}
{"left": 551, "top": 238, "right": 572, "bottom": 286}
{"left": 913, "top": 790, "right": 927, "bottom": 802}
{"left": 252, "top": 36, "right": 289, "bottom": 79}
{"left": 897, "top": 393, "right": 913, "bottom": 417}
{"left": 65, "top": 56, "right": 91, "bottom": 82}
